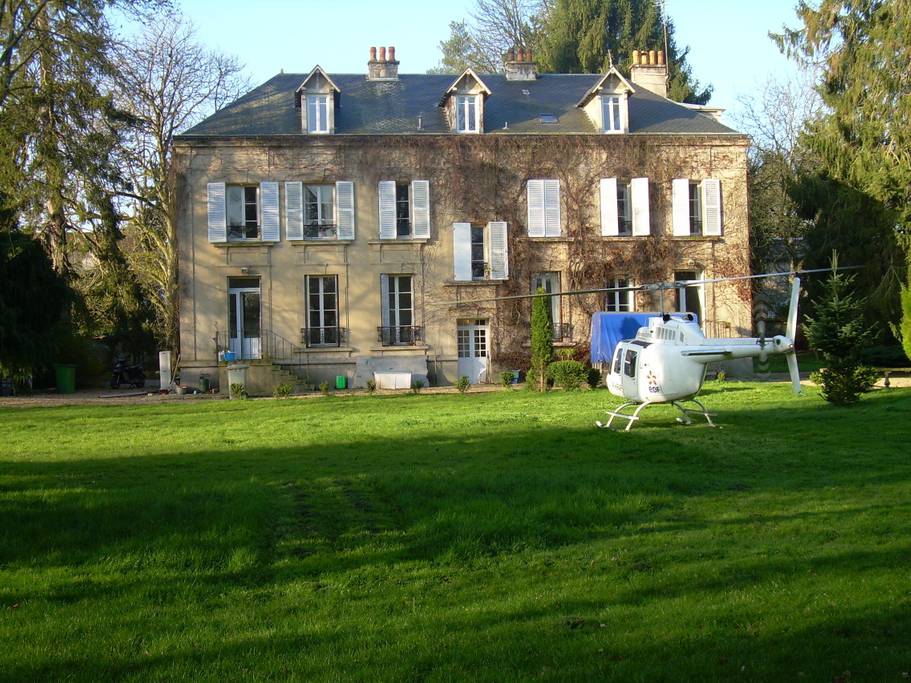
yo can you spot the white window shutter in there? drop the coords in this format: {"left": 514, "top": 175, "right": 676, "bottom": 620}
{"left": 378, "top": 181, "right": 396, "bottom": 239}
{"left": 631, "top": 177, "right": 650, "bottom": 236}
{"left": 488, "top": 221, "right": 508, "bottom": 280}
{"left": 380, "top": 274, "right": 390, "bottom": 327}
{"left": 702, "top": 178, "right": 722, "bottom": 236}
{"left": 600, "top": 178, "right": 619, "bottom": 236}
{"left": 526, "top": 180, "right": 545, "bottom": 237}
{"left": 336, "top": 181, "right": 355, "bottom": 240}
{"left": 544, "top": 179, "right": 561, "bottom": 236}
{"left": 411, "top": 180, "right": 430, "bottom": 239}
{"left": 260, "top": 182, "right": 280, "bottom": 241}
{"left": 285, "top": 181, "right": 303, "bottom": 240}
{"left": 672, "top": 179, "right": 691, "bottom": 236}
{"left": 207, "top": 182, "right": 226, "bottom": 243}
{"left": 453, "top": 222, "right": 472, "bottom": 281}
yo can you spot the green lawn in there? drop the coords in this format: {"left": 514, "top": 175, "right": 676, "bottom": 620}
{"left": 1, "top": 384, "right": 910, "bottom": 681}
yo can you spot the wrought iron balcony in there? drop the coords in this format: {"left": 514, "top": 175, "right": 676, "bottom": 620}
{"left": 552, "top": 323, "right": 573, "bottom": 341}
{"left": 303, "top": 223, "right": 337, "bottom": 240}
{"left": 301, "top": 326, "right": 347, "bottom": 348}
{"left": 377, "top": 325, "right": 423, "bottom": 346}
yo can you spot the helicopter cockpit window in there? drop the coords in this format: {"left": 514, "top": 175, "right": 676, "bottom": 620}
{"left": 612, "top": 346, "right": 622, "bottom": 374}
{"left": 624, "top": 349, "right": 637, "bottom": 378}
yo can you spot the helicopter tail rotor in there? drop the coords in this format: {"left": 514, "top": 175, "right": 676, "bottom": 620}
{"left": 757, "top": 318, "right": 768, "bottom": 364}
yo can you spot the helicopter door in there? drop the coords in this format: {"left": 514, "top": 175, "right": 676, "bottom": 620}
{"left": 622, "top": 347, "right": 639, "bottom": 400}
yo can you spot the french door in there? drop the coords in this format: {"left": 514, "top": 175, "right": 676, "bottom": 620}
{"left": 457, "top": 320, "right": 489, "bottom": 384}
{"left": 228, "top": 281, "right": 261, "bottom": 359}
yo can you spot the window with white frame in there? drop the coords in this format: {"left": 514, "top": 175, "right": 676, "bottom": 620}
{"left": 616, "top": 181, "right": 632, "bottom": 235}
{"left": 673, "top": 178, "right": 722, "bottom": 237}
{"left": 304, "top": 185, "right": 335, "bottom": 239}
{"left": 456, "top": 94, "right": 478, "bottom": 132}
{"left": 307, "top": 94, "right": 329, "bottom": 133}
{"left": 452, "top": 222, "right": 508, "bottom": 281}
{"left": 305, "top": 275, "right": 339, "bottom": 346}
{"left": 532, "top": 272, "right": 561, "bottom": 329}
{"left": 226, "top": 185, "right": 259, "bottom": 240}
{"left": 396, "top": 183, "right": 411, "bottom": 237}
{"left": 688, "top": 182, "right": 703, "bottom": 235}
{"left": 602, "top": 95, "right": 622, "bottom": 133}
{"left": 606, "top": 277, "right": 634, "bottom": 312}
{"left": 382, "top": 275, "right": 415, "bottom": 345}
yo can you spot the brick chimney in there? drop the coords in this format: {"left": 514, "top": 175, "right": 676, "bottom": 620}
{"left": 367, "top": 45, "right": 399, "bottom": 80}
{"left": 504, "top": 46, "right": 538, "bottom": 81}
{"left": 629, "top": 49, "right": 667, "bottom": 98}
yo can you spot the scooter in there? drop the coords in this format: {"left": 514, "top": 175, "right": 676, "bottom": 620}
{"left": 110, "top": 358, "right": 146, "bottom": 389}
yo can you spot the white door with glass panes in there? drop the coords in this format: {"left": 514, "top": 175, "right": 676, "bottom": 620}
{"left": 306, "top": 275, "right": 338, "bottom": 346}
{"left": 382, "top": 275, "right": 414, "bottom": 344}
{"left": 457, "top": 320, "right": 489, "bottom": 384}
{"left": 532, "top": 272, "right": 561, "bottom": 329}
{"left": 228, "top": 281, "right": 261, "bottom": 359}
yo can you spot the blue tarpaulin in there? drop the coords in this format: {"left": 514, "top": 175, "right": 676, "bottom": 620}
{"left": 590, "top": 312, "right": 697, "bottom": 363}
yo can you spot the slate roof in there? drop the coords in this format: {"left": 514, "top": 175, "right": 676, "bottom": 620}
{"left": 180, "top": 72, "right": 741, "bottom": 138}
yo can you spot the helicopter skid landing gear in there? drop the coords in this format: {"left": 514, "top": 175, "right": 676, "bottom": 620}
{"left": 596, "top": 401, "right": 652, "bottom": 432}
{"left": 671, "top": 399, "right": 717, "bottom": 428}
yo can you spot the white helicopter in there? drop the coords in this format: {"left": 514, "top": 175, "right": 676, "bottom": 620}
{"left": 597, "top": 276, "right": 802, "bottom": 431}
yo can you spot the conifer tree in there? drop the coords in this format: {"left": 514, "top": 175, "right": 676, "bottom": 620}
{"left": 530, "top": 287, "right": 553, "bottom": 391}
{"left": 803, "top": 255, "right": 877, "bottom": 405}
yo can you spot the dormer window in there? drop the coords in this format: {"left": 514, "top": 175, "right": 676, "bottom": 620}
{"left": 602, "top": 95, "right": 622, "bottom": 133}
{"left": 296, "top": 65, "right": 340, "bottom": 135}
{"left": 307, "top": 95, "right": 330, "bottom": 134}
{"left": 456, "top": 95, "right": 478, "bottom": 133}
{"left": 441, "top": 69, "right": 491, "bottom": 134}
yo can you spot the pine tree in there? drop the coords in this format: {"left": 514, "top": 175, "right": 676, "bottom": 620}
{"left": 774, "top": 1, "right": 911, "bottom": 253}
{"left": 803, "top": 255, "right": 877, "bottom": 405}
{"left": 537, "top": 0, "right": 711, "bottom": 103}
{"left": 530, "top": 287, "right": 553, "bottom": 391}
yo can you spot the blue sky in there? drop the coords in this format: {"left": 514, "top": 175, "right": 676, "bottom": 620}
{"left": 153, "top": 0, "right": 804, "bottom": 124}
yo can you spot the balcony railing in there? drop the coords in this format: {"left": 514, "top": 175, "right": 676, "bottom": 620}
{"left": 377, "top": 325, "right": 423, "bottom": 346}
{"left": 552, "top": 322, "right": 573, "bottom": 341}
{"left": 304, "top": 223, "right": 337, "bottom": 240}
{"left": 301, "top": 326, "right": 347, "bottom": 348}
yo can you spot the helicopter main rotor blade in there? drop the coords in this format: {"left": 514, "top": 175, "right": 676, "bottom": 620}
{"left": 786, "top": 352, "right": 802, "bottom": 394}
{"left": 786, "top": 277, "right": 801, "bottom": 340}
{"left": 435, "top": 267, "right": 857, "bottom": 309}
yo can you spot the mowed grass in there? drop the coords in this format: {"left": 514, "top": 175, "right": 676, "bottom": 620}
{"left": 1, "top": 384, "right": 910, "bottom": 682}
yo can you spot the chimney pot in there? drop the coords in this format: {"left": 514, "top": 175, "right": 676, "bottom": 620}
{"left": 648, "top": 49, "right": 657, "bottom": 65}
{"left": 657, "top": 49, "right": 665, "bottom": 65}
{"left": 388, "top": 45, "right": 396, "bottom": 62}
{"left": 507, "top": 47, "right": 515, "bottom": 61}
{"left": 378, "top": 46, "right": 386, "bottom": 62}
{"left": 631, "top": 50, "right": 639, "bottom": 65}
{"left": 370, "top": 46, "right": 376, "bottom": 61}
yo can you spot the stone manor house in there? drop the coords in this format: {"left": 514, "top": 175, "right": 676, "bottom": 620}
{"left": 174, "top": 46, "right": 751, "bottom": 392}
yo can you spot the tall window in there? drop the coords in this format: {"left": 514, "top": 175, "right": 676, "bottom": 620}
{"left": 304, "top": 185, "right": 335, "bottom": 238}
{"left": 602, "top": 95, "right": 621, "bottom": 132}
{"left": 385, "top": 275, "right": 414, "bottom": 344}
{"left": 306, "top": 275, "right": 339, "bottom": 346}
{"left": 471, "top": 226, "right": 486, "bottom": 279}
{"left": 396, "top": 183, "right": 411, "bottom": 237}
{"left": 616, "top": 181, "right": 632, "bottom": 235}
{"left": 226, "top": 185, "right": 259, "bottom": 240}
{"left": 688, "top": 182, "right": 703, "bottom": 235}
{"left": 456, "top": 95, "right": 478, "bottom": 132}
{"left": 307, "top": 94, "right": 329, "bottom": 133}
{"left": 532, "top": 272, "right": 561, "bottom": 329}
{"left": 606, "top": 277, "right": 633, "bottom": 312}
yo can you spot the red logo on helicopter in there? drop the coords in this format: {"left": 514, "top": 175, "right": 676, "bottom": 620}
{"left": 647, "top": 370, "right": 661, "bottom": 393}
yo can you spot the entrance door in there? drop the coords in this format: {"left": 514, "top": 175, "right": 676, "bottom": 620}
{"left": 228, "top": 280, "right": 261, "bottom": 359}
{"left": 457, "top": 320, "right": 489, "bottom": 384}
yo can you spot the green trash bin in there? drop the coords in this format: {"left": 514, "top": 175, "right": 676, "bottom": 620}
{"left": 54, "top": 364, "right": 76, "bottom": 394}
{"left": 199, "top": 374, "right": 210, "bottom": 393}
{"left": 335, "top": 375, "right": 346, "bottom": 390}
